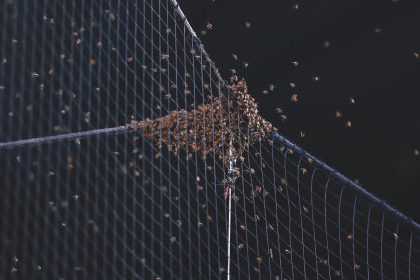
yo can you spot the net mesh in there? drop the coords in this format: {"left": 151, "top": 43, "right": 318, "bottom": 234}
{"left": 0, "top": 0, "right": 419, "bottom": 279}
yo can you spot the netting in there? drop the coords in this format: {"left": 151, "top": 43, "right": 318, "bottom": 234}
{"left": 0, "top": 0, "right": 419, "bottom": 279}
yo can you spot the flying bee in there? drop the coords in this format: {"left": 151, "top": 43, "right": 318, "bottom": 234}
{"left": 160, "top": 54, "right": 169, "bottom": 61}
{"left": 275, "top": 107, "right": 283, "bottom": 114}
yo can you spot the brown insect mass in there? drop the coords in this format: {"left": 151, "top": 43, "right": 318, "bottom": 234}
{"left": 127, "top": 73, "right": 276, "bottom": 167}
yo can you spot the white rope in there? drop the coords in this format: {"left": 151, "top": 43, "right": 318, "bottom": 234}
{"left": 0, "top": 126, "right": 129, "bottom": 149}
{"left": 227, "top": 144, "right": 235, "bottom": 280}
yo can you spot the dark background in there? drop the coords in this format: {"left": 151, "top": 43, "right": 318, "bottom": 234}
{"left": 179, "top": 0, "right": 420, "bottom": 221}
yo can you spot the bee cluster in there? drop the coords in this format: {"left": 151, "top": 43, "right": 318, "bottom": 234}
{"left": 126, "top": 73, "right": 276, "bottom": 170}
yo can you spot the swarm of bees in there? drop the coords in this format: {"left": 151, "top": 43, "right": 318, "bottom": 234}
{"left": 126, "top": 73, "right": 276, "bottom": 176}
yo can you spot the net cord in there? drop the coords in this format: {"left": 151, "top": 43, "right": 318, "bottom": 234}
{"left": 226, "top": 144, "right": 235, "bottom": 280}
{"left": 272, "top": 131, "right": 420, "bottom": 234}
{"left": 0, "top": 126, "right": 128, "bottom": 149}
{"left": 168, "top": 0, "right": 226, "bottom": 88}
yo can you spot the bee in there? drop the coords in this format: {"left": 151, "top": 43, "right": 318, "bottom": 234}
{"left": 83, "top": 112, "right": 91, "bottom": 123}
{"left": 319, "top": 258, "right": 328, "bottom": 265}
{"left": 256, "top": 257, "right": 263, "bottom": 265}
{"left": 290, "top": 94, "right": 298, "bottom": 103}
{"left": 275, "top": 107, "right": 283, "bottom": 114}
{"left": 206, "top": 22, "right": 213, "bottom": 30}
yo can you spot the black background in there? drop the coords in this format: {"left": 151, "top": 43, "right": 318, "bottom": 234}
{"left": 179, "top": 0, "right": 420, "bottom": 221}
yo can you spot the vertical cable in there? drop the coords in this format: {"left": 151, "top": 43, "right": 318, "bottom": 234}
{"left": 226, "top": 142, "right": 236, "bottom": 280}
